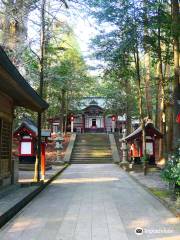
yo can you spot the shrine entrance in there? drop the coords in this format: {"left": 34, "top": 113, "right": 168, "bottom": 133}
{"left": 83, "top": 105, "right": 105, "bottom": 132}
{"left": 92, "top": 119, "right": 96, "bottom": 127}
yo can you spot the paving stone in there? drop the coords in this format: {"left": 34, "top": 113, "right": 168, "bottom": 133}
{"left": 0, "top": 164, "right": 179, "bottom": 240}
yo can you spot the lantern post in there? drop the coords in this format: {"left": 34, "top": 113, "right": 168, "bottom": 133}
{"left": 120, "top": 128, "right": 129, "bottom": 170}
{"left": 71, "top": 115, "right": 74, "bottom": 133}
{"left": 111, "top": 115, "right": 116, "bottom": 133}
{"left": 55, "top": 133, "right": 64, "bottom": 164}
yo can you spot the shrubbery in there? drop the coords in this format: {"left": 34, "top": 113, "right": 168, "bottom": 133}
{"left": 161, "top": 148, "right": 180, "bottom": 188}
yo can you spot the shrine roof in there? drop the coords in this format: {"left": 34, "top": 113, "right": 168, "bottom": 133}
{"left": 14, "top": 118, "right": 51, "bottom": 137}
{"left": 78, "top": 97, "right": 106, "bottom": 110}
{"left": 121, "top": 121, "right": 163, "bottom": 142}
{"left": 0, "top": 46, "right": 48, "bottom": 112}
{"left": 82, "top": 104, "right": 104, "bottom": 114}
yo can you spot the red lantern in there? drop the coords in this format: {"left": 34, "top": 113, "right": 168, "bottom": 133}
{"left": 112, "top": 115, "right": 116, "bottom": 121}
{"left": 70, "top": 115, "right": 74, "bottom": 122}
{"left": 176, "top": 112, "right": 180, "bottom": 124}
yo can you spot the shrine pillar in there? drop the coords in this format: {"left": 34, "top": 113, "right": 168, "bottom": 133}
{"left": 103, "top": 114, "right": 106, "bottom": 132}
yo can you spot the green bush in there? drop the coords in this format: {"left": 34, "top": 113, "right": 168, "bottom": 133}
{"left": 161, "top": 148, "right": 180, "bottom": 187}
{"left": 141, "top": 154, "right": 149, "bottom": 163}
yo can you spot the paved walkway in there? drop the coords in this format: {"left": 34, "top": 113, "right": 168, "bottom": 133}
{"left": 0, "top": 165, "right": 65, "bottom": 221}
{"left": 0, "top": 164, "right": 179, "bottom": 240}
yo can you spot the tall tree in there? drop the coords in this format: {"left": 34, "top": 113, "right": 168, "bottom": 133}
{"left": 171, "top": 0, "right": 180, "bottom": 149}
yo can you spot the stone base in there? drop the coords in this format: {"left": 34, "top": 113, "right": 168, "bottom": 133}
{"left": 0, "top": 176, "right": 12, "bottom": 188}
{"left": 19, "top": 164, "right": 52, "bottom": 171}
{"left": 119, "top": 162, "right": 129, "bottom": 171}
{"left": 52, "top": 161, "right": 64, "bottom": 166}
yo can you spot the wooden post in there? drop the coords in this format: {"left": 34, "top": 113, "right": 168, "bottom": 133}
{"left": 34, "top": 112, "right": 41, "bottom": 182}
{"left": 41, "top": 142, "right": 46, "bottom": 181}
{"left": 103, "top": 114, "right": 106, "bottom": 132}
{"left": 82, "top": 114, "right": 85, "bottom": 133}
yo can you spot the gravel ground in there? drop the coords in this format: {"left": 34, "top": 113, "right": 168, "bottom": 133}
{"left": 128, "top": 169, "right": 169, "bottom": 190}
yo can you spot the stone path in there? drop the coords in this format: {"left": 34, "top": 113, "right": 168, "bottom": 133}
{"left": 0, "top": 164, "right": 179, "bottom": 240}
{"left": 0, "top": 165, "right": 65, "bottom": 221}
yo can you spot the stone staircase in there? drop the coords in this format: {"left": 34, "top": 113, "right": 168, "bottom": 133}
{"left": 70, "top": 134, "right": 113, "bottom": 164}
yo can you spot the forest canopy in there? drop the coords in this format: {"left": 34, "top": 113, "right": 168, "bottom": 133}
{"left": 0, "top": 0, "right": 179, "bottom": 159}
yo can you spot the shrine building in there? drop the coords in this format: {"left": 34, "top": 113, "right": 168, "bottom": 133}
{"left": 49, "top": 97, "right": 127, "bottom": 133}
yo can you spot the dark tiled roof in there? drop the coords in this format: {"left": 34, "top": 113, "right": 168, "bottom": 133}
{"left": 0, "top": 46, "right": 48, "bottom": 112}
{"left": 121, "top": 122, "right": 163, "bottom": 141}
{"left": 14, "top": 118, "right": 51, "bottom": 137}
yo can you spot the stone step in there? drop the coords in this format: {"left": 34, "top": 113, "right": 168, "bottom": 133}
{"left": 72, "top": 153, "right": 112, "bottom": 157}
{"left": 74, "top": 146, "right": 111, "bottom": 149}
{"left": 71, "top": 159, "right": 112, "bottom": 161}
{"left": 74, "top": 144, "right": 110, "bottom": 148}
{"left": 71, "top": 160, "right": 112, "bottom": 163}
{"left": 73, "top": 149, "right": 111, "bottom": 151}
{"left": 71, "top": 157, "right": 112, "bottom": 161}
{"left": 70, "top": 161, "right": 113, "bottom": 164}
{"left": 75, "top": 144, "right": 110, "bottom": 146}
{"left": 72, "top": 152, "right": 112, "bottom": 156}
{"left": 70, "top": 133, "right": 112, "bottom": 164}
{"left": 74, "top": 148, "right": 111, "bottom": 152}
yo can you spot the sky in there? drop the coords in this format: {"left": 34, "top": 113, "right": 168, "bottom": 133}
{"left": 28, "top": 2, "right": 104, "bottom": 76}
{"left": 65, "top": 13, "right": 106, "bottom": 75}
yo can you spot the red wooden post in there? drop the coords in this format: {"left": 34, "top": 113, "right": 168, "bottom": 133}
{"left": 176, "top": 112, "right": 180, "bottom": 123}
{"left": 82, "top": 114, "right": 85, "bottom": 133}
{"left": 103, "top": 114, "right": 106, "bottom": 131}
{"left": 41, "top": 142, "right": 46, "bottom": 180}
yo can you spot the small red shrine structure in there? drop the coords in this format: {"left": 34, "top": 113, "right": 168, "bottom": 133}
{"left": 14, "top": 119, "right": 51, "bottom": 165}
{"left": 122, "top": 120, "right": 163, "bottom": 164}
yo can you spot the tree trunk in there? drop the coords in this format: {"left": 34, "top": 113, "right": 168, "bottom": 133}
{"left": 34, "top": 0, "right": 46, "bottom": 182}
{"left": 60, "top": 88, "right": 66, "bottom": 133}
{"left": 157, "top": 12, "right": 167, "bottom": 159}
{"left": 144, "top": 53, "right": 153, "bottom": 119}
{"left": 143, "top": 0, "right": 153, "bottom": 119}
{"left": 125, "top": 79, "right": 132, "bottom": 135}
{"left": 64, "top": 91, "right": 69, "bottom": 135}
{"left": 1, "top": 0, "right": 38, "bottom": 52}
{"left": 134, "top": 47, "right": 147, "bottom": 175}
{"left": 171, "top": 0, "right": 180, "bottom": 149}
{"left": 166, "top": 103, "right": 174, "bottom": 152}
{"left": 164, "top": 64, "right": 174, "bottom": 152}
{"left": 155, "top": 71, "right": 160, "bottom": 128}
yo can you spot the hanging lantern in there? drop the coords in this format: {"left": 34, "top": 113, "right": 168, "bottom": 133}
{"left": 112, "top": 115, "right": 116, "bottom": 121}
{"left": 70, "top": 115, "right": 74, "bottom": 122}
{"left": 176, "top": 112, "right": 180, "bottom": 124}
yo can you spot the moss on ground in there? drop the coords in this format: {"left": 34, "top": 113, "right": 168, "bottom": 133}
{"left": 149, "top": 188, "right": 171, "bottom": 199}
{"left": 149, "top": 187, "right": 180, "bottom": 217}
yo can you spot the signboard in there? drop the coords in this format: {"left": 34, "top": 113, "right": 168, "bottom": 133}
{"left": 21, "top": 142, "right": 32, "bottom": 155}
{"left": 146, "top": 142, "right": 153, "bottom": 155}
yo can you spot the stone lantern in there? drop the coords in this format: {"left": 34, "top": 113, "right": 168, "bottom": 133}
{"left": 51, "top": 132, "right": 64, "bottom": 164}
{"left": 120, "top": 128, "right": 129, "bottom": 170}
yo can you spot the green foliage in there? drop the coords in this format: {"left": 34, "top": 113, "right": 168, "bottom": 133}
{"left": 141, "top": 154, "right": 149, "bottom": 163}
{"left": 43, "top": 22, "right": 95, "bottom": 117}
{"left": 161, "top": 148, "right": 180, "bottom": 186}
{"left": 81, "top": 0, "right": 176, "bottom": 124}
